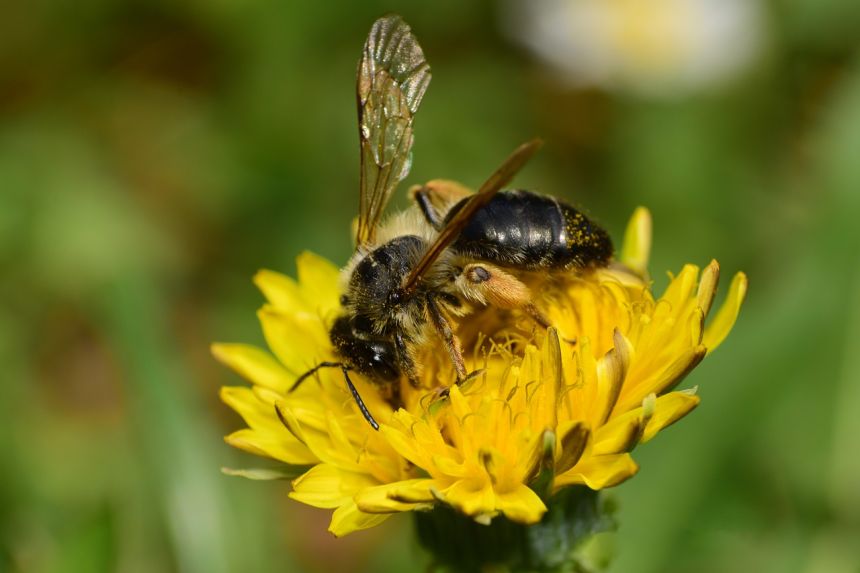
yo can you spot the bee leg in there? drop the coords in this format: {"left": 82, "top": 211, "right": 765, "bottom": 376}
{"left": 426, "top": 294, "right": 468, "bottom": 381}
{"left": 394, "top": 331, "right": 421, "bottom": 389}
{"left": 460, "top": 263, "right": 573, "bottom": 341}
{"left": 412, "top": 187, "right": 444, "bottom": 229}
{"left": 410, "top": 180, "right": 474, "bottom": 230}
{"left": 461, "top": 263, "right": 532, "bottom": 309}
{"left": 523, "top": 303, "right": 577, "bottom": 344}
{"left": 523, "top": 303, "right": 551, "bottom": 330}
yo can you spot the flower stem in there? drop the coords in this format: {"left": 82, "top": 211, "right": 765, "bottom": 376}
{"left": 414, "top": 487, "right": 616, "bottom": 573}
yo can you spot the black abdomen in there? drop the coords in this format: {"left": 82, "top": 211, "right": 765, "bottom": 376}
{"left": 446, "top": 190, "right": 612, "bottom": 269}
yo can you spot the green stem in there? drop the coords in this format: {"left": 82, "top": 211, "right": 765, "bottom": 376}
{"left": 415, "top": 487, "right": 616, "bottom": 573}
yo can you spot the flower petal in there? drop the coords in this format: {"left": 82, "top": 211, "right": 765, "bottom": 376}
{"left": 619, "top": 206, "right": 652, "bottom": 276}
{"left": 696, "top": 260, "right": 720, "bottom": 317}
{"left": 641, "top": 390, "right": 700, "bottom": 443}
{"left": 594, "top": 330, "right": 630, "bottom": 424}
{"left": 592, "top": 413, "right": 642, "bottom": 455}
{"left": 703, "top": 271, "right": 748, "bottom": 351}
{"left": 614, "top": 344, "right": 706, "bottom": 413}
{"left": 497, "top": 485, "right": 547, "bottom": 523}
{"left": 661, "top": 264, "right": 700, "bottom": 309}
{"left": 442, "top": 479, "right": 495, "bottom": 517}
{"left": 328, "top": 500, "right": 390, "bottom": 537}
{"left": 290, "top": 463, "right": 377, "bottom": 509}
{"left": 254, "top": 268, "right": 305, "bottom": 311}
{"left": 296, "top": 251, "right": 342, "bottom": 316}
{"left": 354, "top": 479, "right": 437, "bottom": 513}
{"left": 379, "top": 419, "right": 427, "bottom": 467}
{"left": 212, "top": 343, "right": 293, "bottom": 393}
{"left": 555, "top": 454, "right": 639, "bottom": 489}
{"left": 258, "top": 306, "right": 330, "bottom": 375}
{"left": 220, "top": 386, "right": 316, "bottom": 464}
{"left": 556, "top": 421, "right": 590, "bottom": 474}
{"left": 224, "top": 428, "right": 316, "bottom": 465}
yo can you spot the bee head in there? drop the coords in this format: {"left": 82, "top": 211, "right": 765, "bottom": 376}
{"left": 343, "top": 235, "right": 426, "bottom": 334}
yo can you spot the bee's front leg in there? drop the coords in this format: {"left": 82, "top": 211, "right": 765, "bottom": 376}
{"left": 394, "top": 331, "right": 421, "bottom": 389}
{"left": 425, "top": 294, "right": 468, "bottom": 381}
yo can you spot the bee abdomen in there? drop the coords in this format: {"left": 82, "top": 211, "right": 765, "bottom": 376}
{"left": 447, "top": 189, "right": 612, "bottom": 269}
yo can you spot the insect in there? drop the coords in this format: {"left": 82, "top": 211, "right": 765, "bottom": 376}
{"left": 292, "top": 15, "right": 612, "bottom": 430}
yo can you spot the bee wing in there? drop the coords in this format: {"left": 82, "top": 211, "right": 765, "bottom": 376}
{"left": 356, "top": 15, "right": 431, "bottom": 247}
{"left": 402, "top": 139, "right": 543, "bottom": 294}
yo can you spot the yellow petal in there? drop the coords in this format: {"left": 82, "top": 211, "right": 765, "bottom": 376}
{"left": 696, "top": 260, "right": 720, "bottom": 317}
{"left": 661, "top": 264, "right": 700, "bottom": 311}
{"left": 443, "top": 479, "right": 495, "bottom": 516}
{"left": 641, "top": 390, "right": 700, "bottom": 443}
{"left": 258, "top": 306, "right": 330, "bottom": 376}
{"left": 614, "top": 344, "right": 706, "bottom": 413}
{"left": 254, "top": 268, "right": 305, "bottom": 311}
{"left": 619, "top": 206, "right": 652, "bottom": 276}
{"left": 220, "top": 386, "right": 317, "bottom": 463}
{"left": 354, "top": 479, "right": 437, "bottom": 513}
{"left": 296, "top": 251, "right": 342, "bottom": 316}
{"left": 523, "top": 429, "right": 555, "bottom": 483}
{"left": 385, "top": 480, "right": 440, "bottom": 504}
{"left": 432, "top": 455, "right": 470, "bottom": 479}
{"left": 224, "top": 428, "right": 317, "bottom": 465}
{"left": 211, "top": 343, "right": 293, "bottom": 393}
{"left": 328, "top": 500, "right": 390, "bottom": 537}
{"left": 556, "top": 422, "right": 590, "bottom": 474}
{"left": 379, "top": 423, "right": 427, "bottom": 467}
{"left": 273, "top": 400, "right": 308, "bottom": 445}
{"left": 594, "top": 330, "right": 630, "bottom": 424}
{"left": 447, "top": 384, "right": 473, "bottom": 421}
{"left": 592, "top": 413, "right": 642, "bottom": 455}
{"left": 555, "top": 454, "right": 639, "bottom": 489}
{"left": 651, "top": 344, "right": 707, "bottom": 396}
{"left": 220, "top": 386, "right": 276, "bottom": 424}
{"left": 497, "top": 485, "right": 547, "bottom": 523}
{"left": 689, "top": 307, "right": 705, "bottom": 346}
{"left": 290, "top": 463, "right": 376, "bottom": 509}
{"left": 703, "top": 271, "right": 748, "bottom": 352}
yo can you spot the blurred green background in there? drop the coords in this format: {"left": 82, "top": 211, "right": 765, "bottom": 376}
{"left": 2, "top": 1, "right": 859, "bottom": 572}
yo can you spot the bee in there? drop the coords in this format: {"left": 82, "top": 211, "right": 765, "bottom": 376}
{"left": 292, "top": 15, "right": 612, "bottom": 429}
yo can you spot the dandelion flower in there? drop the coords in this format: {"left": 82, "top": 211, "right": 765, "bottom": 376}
{"left": 214, "top": 206, "right": 746, "bottom": 538}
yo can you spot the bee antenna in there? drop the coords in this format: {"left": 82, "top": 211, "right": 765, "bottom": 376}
{"left": 291, "top": 361, "right": 344, "bottom": 393}
{"left": 290, "top": 362, "right": 380, "bottom": 431}
{"left": 341, "top": 367, "right": 380, "bottom": 431}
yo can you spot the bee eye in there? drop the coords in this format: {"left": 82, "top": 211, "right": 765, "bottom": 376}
{"left": 389, "top": 290, "right": 403, "bottom": 305}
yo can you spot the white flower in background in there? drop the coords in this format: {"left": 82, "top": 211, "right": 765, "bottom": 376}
{"left": 503, "top": 0, "right": 766, "bottom": 96}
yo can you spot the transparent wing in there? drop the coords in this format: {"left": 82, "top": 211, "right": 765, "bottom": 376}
{"left": 401, "top": 139, "right": 543, "bottom": 294}
{"left": 356, "top": 15, "right": 431, "bottom": 247}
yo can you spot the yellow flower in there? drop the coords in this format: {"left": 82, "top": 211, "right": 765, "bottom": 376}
{"left": 214, "top": 207, "right": 746, "bottom": 536}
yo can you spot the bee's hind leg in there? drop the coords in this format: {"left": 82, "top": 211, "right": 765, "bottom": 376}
{"left": 459, "top": 263, "right": 575, "bottom": 343}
